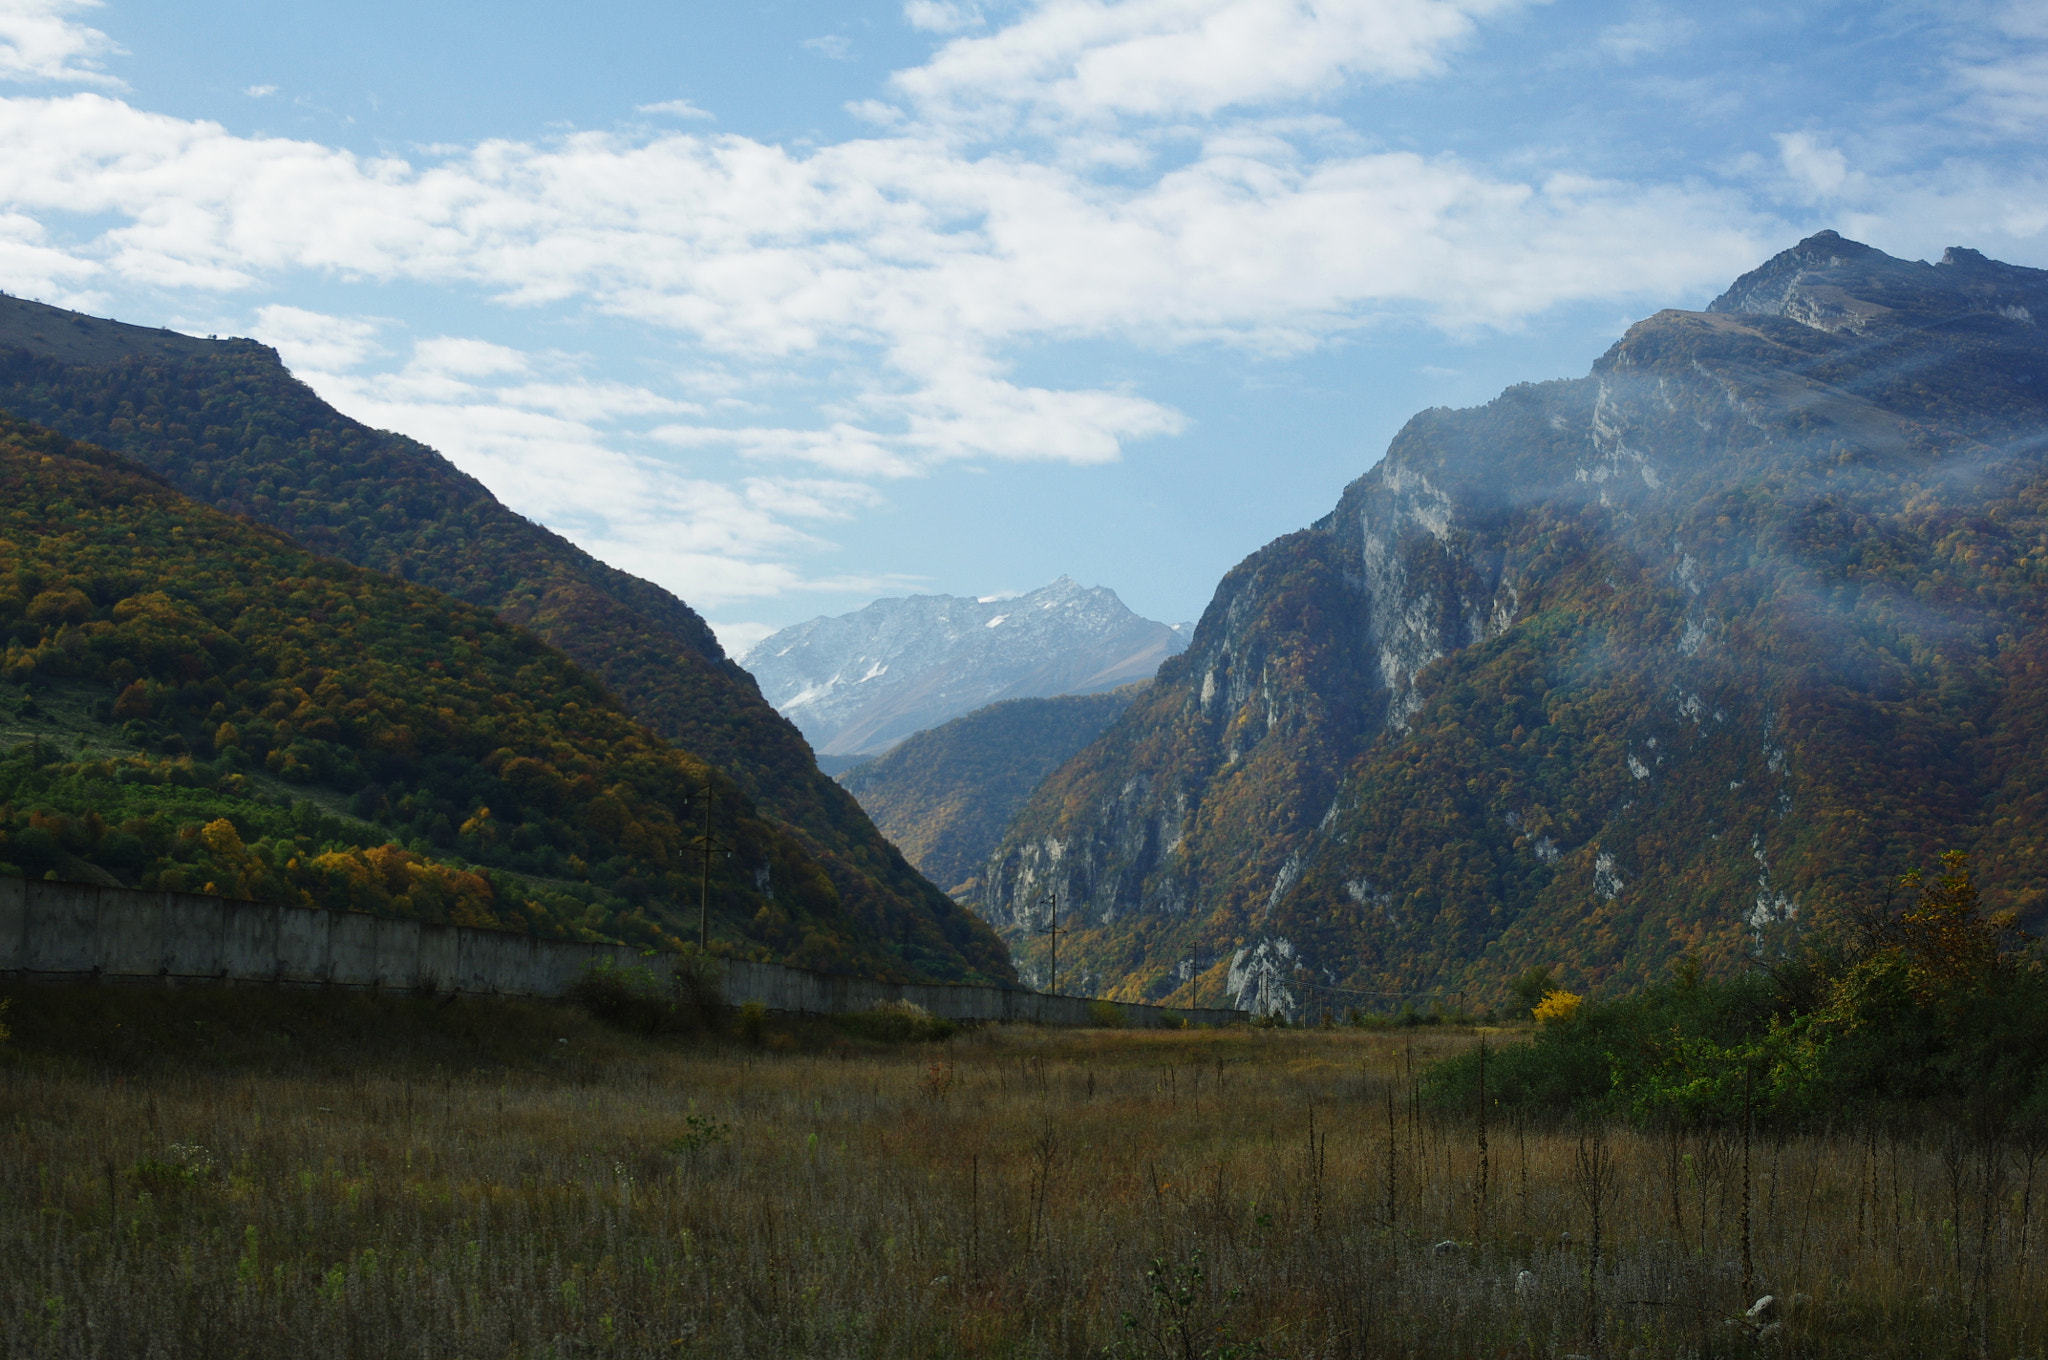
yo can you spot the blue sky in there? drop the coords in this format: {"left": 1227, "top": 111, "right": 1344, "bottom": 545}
{"left": 1, "top": 0, "right": 2044, "bottom": 652}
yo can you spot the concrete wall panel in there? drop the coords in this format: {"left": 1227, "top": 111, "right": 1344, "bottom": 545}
{"left": 222, "top": 903, "right": 279, "bottom": 979}
{"left": 328, "top": 912, "right": 379, "bottom": 986}
{"left": 275, "top": 908, "right": 328, "bottom": 985}
{"left": 457, "top": 930, "right": 516, "bottom": 994}
{"left": 98, "top": 887, "right": 162, "bottom": 977}
{"left": 373, "top": 918, "right": 423, "bottom": 989}
{"left": 25, "top": 882, "right": 100, "bottom": 972}
{"left": 0, "top": 877, "right": 24, "bottom": 972}
{"left": 415, "top": 925, "right": 459, "bottom": 993}
{"left": 162, "top": 895, "right": 226, "bottom": 978}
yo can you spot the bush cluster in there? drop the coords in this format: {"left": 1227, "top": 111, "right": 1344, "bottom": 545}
{"left": 1426, "top": 854, "right": 2048, "bottom": 1129}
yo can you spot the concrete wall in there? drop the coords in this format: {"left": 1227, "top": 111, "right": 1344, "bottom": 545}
{"left": 0, "top": 877, "right": 1245, "bottom": 1028}
{"left": 719, "top": 957, "right": 1242, "bottom": 1028}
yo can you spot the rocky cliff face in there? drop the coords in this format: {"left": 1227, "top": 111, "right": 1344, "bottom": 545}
{"left": 978, "top": 233, "right": 2048, "bottom": 1014}
{"left": 743, "top": 577, "right": 1184, "bottom": 757}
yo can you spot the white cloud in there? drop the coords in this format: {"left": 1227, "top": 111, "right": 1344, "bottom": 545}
{"left": 0, "top": 0, "right": 121, "bottom": 87}
{"left": 710, "top": 619, "right": 779, "bottom": 655}
{"left": 744, "top": 476, "right": 886, "bottom": 520}
{"left": 637, "top": 98, "right": 714, "bottom": 120}
{"left": 1952, "top": 5, "right": 2048, "bottom": 136}
{"left": 904, "top": 1, "right": 985, "bottom": 34}
{"left": 891, "top": 0, "right": 1532, "bottom": 129}
{"left": 4, "top": 0, "right": 2041, "bottom": 617}
{"left": 0, "top": 207, "right": 97, "bottom": 300}
{"left": 313, "top": 371, "right": 837, "bottom": 606}
{"left": 241, "top": 311, "right": 860, "bottom": 607}
{"left": 0, "top": 89, "right": 1780, "bottom": 480}
{"left": 1594, "top": 10, "right": 1694, "bottom": 63}
{"left": 1774, "top": 131, "right": 1857, "bottom": 203}
{"left": 411, "top": 334, "right": 530, "bottom": 379}
{"left": 654, "top": 421, "right": 924, "bottom": 480}
{"left": 245, "top": 84, "right": 277, "bottom": 98}
{"left": 805, "top": 34, "right": 855, "bottom": 60}
{"left": 888, "top": 364, "right": 1187, "bottom": 464}
{"left": 498, "top": 380, "right": 701, "bottom": 422}
{"left": 251, "top": 303, "right": 382, "bottom": 371}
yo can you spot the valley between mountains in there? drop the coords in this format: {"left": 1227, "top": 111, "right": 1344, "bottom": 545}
{"left": 5, "top": 230, "right": 2047, "bottom": 1017}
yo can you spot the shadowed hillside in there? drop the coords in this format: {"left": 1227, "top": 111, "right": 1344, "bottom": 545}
{"left": 0, "top": 296, "right": 1009, "bottom": 982}
{"left": 0, "top": 414, "right": 931, "bottom": 975}
{"left": 839, "top": 688, "right": 1138, "bottom": 895}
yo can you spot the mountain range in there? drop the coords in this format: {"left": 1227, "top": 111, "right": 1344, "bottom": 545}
{"left": 742, "top": 577, "right": 1186, "bottom": 759}
{"left": 975, "top": 232, "right": 2048, "bottom": 1016}
{"left": 0, "top": 293, "right": 1010, "bottom": 983}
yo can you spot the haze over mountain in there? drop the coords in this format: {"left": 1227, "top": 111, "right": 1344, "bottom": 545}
{"left": 978, "top": 232, "right": 2048, "bottom": 1017}
{"left": 742, "top": 578, "right": 1186, "bottom": 758}
{"left": 0, "top": 294, "right": 1010, "bottom": 983}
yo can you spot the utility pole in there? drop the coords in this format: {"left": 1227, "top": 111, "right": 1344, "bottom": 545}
{"left": 1037, "top": 887, "right": 1066, "bottom": 996}
{"left": 689, "top": 781, "right": 734, "bottom": 951}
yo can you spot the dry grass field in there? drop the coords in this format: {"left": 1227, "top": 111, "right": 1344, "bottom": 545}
{"left": 1, "top": 983, "right": 2041, "bottom": 1359}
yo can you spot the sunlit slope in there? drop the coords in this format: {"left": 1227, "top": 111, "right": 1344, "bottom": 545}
{"left": 839, "top": 688, "right": 1138, "bottom": 895}
{"left": 0, "top": 416, "right": 948, "bottom": 975}
{"left": 979, "top": 233, "right": 2048, "bottom": 1011}
{"left": 0, "top": 296, "right": 1009, "bottom": 982}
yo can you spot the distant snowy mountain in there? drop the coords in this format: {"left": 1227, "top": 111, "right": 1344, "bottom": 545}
{"left": 742, "top": 577, "right": 1187, "bottom": 757}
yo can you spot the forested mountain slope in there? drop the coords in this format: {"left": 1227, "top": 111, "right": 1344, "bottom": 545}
{"left": 979, "top": 232, "right": 2048, "bottom": 1015}
{"left": 0, "top": 295, "right": 1008, "bottom": 982}
{"left": 839, "top": 688, "right": 1139, "bottom": 895}
{"left": 0, "top": 416, "right": 929, "bottom": 975}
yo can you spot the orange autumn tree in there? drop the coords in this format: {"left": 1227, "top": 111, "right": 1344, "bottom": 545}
{"left": 1884, "top": 851, "right": 2026, "bottom": 1000}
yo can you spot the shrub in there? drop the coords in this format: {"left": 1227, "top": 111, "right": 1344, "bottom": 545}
{"left": 670, "top": 952, "right": 725, "bottom": 1029}
{"left": 1087, "top": 999, "right": 1131, "bottom": 1028}
{"left": 1509, "top": 965, "right": 1556, "bottom": 1018}
{"left": 1531, "top": 989, "right": 1583, "bottom": 1024}
{"left": 832, "top": 999, "right": 958, "bottom": 1043}
{"left": 667, "top": 1114, "right": 730, "bottom": 1154}
{"left": 569, "top": 962, "right": 678, "bottom": 1036}
{"left": 127, "top": 1143, "right": 216, "bottom": 1197}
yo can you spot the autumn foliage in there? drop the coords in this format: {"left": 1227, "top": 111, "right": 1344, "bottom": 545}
{"left": 0, "top": 312, "right": 1009, "bottom": 981}
{"left": 0, "top": 418, "right": 936, "bottom": 969}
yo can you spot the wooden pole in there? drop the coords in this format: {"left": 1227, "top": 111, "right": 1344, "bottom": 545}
{"left": 1038, "top": 888, "right": 1064, "bottom": 995}
{"left": 691, "top": 782, "right": 733, "bottom": 951}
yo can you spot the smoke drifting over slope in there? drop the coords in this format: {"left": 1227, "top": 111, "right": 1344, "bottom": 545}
{"left": 978, "top": 233, "right": 2048, "bottom": 1017}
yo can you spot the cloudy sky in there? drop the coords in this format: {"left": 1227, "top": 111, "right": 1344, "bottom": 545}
{"left": 1, "top": 0, "right": 2044, "bottom": 653}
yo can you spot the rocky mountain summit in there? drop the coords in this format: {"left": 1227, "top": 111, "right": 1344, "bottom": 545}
{"left": 977, "top": 232, "right": 2048, "bottom": 1016}
{"left": 743, "top": 577, "right": 1185, "bottom": 758}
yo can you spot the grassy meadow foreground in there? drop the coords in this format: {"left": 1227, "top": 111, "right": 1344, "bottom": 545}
{"left": 2, "top": 985, "right": 2043, "bottom": 1359}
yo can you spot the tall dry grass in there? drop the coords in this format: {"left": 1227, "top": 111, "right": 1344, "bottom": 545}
{"left": 1, "top": 984, "right": 2041, "bottom": 1358}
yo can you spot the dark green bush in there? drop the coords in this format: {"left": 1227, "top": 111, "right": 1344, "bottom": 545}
{"left": 831, "top": 1001, "right": 957, "bottom": 1043}
{"left": 1425, "top": 910, "right": 2048, "bottom": 1131}
{"left": 569, "top": 958, "right": 725, "bottom": 1037}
